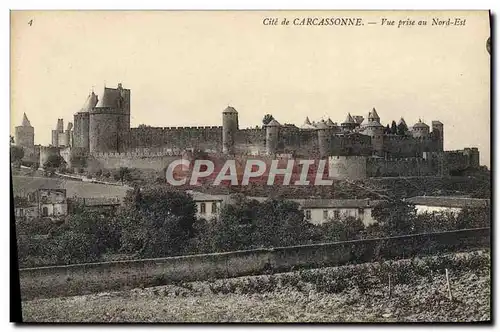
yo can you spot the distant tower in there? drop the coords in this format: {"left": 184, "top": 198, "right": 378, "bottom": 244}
{"left": 431, "top": 120, "right": 444, "bottom": 152}
{"left": 14, "top": 113, "right": 34, "bottom": 148}
{"left": 51, "top": 118, "right": 64, "bottom": 147}
{"left": 412, "top": 119, "right": 430, "bottom": 138}
{"left": 265, "top": 119, "right": 281, "bottom": 155}
{"left": 89, "top": 83, "right": 131, "bottom": 153}
{"left": 316, "top": 121, "right": 331, "bottom": 158}
{"left": 363, "top": 119, "right": 385, "bottom": 156}
{"left": 74, "top": 91, "right": 98, "bottom": 150}
{"left": 222, "top": 106, "right": 238, "bottom": 155}
{"left": 368, "top": 108, "right": 380, "bottom": 123}
{"left": 64, "top": 122, "right": 73, "bottom": 148}
{"left": 341, "top": 113, "right": 357, "bottom": 131}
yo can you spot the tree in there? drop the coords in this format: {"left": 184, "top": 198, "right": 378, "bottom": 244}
{"left": 118, "top": 187, "right": 197, "bottom": 258}
{"left": 262, "top": 114, "right": 274, "bottom": 126}
{"left": 10, "top": 146, "right": 24, "bottom": 163}
{"left": 319, "top": 217, "right": 365, "bottom": 242}
{"left": 397, "top": 122, "right": 408, "bottom": 136}
{"left": 114, "top": 167, "right": 132, "bottom": 184}
{"left": 10, "top": 135, "right": 14, "bottom": 144}
{"left": 43, "top": 154, "right": 64, "bottom": 169}
{"left": 372, "top": 200, "right": 417, "bottom": 236}
{"left": 190, "top": 196, "right": 313, "bottom": 253}
{"left": 390, "top": 120, "right": 398, "bottom": 134}
{"left": 49, "top": 210, "right": 121, "bottom": 265}
{"left": 384, "top": 124, "right": 391, "bottom": 134}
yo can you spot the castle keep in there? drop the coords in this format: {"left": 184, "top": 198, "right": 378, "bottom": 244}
{"left": 13, "top": 83, "right": 481, "bottom": 179}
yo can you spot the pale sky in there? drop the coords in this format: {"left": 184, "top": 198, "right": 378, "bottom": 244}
{"left": 10, "top": 11, "right": 490, "bottom": 166}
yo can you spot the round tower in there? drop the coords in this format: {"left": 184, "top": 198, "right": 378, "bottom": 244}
{"left": 316, "top": 121, "right": 331, "bottom": 158}
{"left": 341, "top": 113, "right": 356, "bottom": 132}
{"left": 74, "top": 91, "right": 98, "bottom": 150}
{"left": 266, "top": 119, "right": 281, "bottom": 155}
{"left": 363, "top": 120, "right": 385, "bottom": 156}
{"left": 222, "top": 106, "right": 238, "bottom": 155}
{"left": 412, "top": 119, "right": 430, "bottom": 138}
{"left": 89, "top": 85, "right": 129, "bottom": 154}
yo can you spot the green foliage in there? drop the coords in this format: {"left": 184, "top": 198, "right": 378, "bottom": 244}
{"left": 43, "top": 154, "right": 64, "bottom": 169}
{"left": 49, "top": 211, "right": 121, "bottom": 265}
{"left": 113, "top": 167, "right": 133, "bottom": 184}
{"left": 319, "top": 217, "right": 365, "bottom": 242}
{"left": 390, "top": 120, "right": 398, "bottom": 134}
{"left": 14, "top": 196, "right": 30, "bottom": 208}
{"left": 189, "top": 196, "right": 313, "bottom": 253}
{"left": 397, "top": 121, "right": 408, "bottom": 135}
{"left": 10, "top": 146, "right": 24, "bottom": 163}
{"left": 262, "top": 114, "right": 274, "bottom": 126}
{"left": 372, "top": 200, "right": 417, "bottom": 236}
{"left": 117, "top": 187, "right": 197, "bottom": 258}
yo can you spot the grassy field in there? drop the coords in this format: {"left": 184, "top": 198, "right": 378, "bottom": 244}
{"left": 12, "top": 175, "right": 130, "bottom": 199}
{"left": 21, "top": 251, "right": 490, "bottom": 323}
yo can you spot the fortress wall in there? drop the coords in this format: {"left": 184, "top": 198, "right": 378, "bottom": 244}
{"left": 277, "top": 129, "right": 319, "bottom": 156}
{"left": 328, "top": 156, "right": 367, "bottom": 180}
{"left": 21, "top": 146, "right": 40, "bottom": 164}
{"left": 234, "top": 128, "right": 266, "bottom": 155}
{"left": 330, "top": 134, "right": 372, "bottom": 156}
{"left": 444, "top": 150, "right": 476, "bottom": 172}
{"left": 90, "top": 151, "right": 182, "bottom": 171}
{"left": 367, "top": 157, "right": 435, "bottom": 177}
{"left": 383, "top": 134, "right": 440, "bottom": 157}
{"left": 129, "top": 126, "right": 223, "bottom": 152}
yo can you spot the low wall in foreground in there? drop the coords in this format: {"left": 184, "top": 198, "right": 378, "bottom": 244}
{"left": 19, "top": 228, "right": 490, "bottom": 300}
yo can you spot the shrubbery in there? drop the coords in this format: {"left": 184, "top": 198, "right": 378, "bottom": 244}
{"left": 15, "top": 187, "right": 491, "bottom": 268}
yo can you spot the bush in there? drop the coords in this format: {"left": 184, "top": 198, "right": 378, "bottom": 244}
{"left": 117, "top": 187, "right": 197, "bottom": 258}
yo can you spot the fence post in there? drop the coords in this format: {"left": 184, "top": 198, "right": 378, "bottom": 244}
{"left": 445, "top": 268, "right": 453, "bottom": 301}
{"left": 388, "top": 274, "right": 392, "bottom": 298}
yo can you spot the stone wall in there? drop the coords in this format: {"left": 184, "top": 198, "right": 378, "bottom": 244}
{"left": 19, "top": 228, "right": 490, "bottom": 300}
{"left": 328, "top": 155, "right": 367, "bottom": 180}
{"left": 367, "top": 157, "right": 435, "bottom": 177}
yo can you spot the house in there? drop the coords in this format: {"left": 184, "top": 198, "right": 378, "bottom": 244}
{"left": 187, "top": 190, "right": 225, "bottom": 220}
{"left": 187, "top": 190, "right": 384, "bottom": 226}
{"left": 293, "top": 198, "right": 384, "bottom": 226}
{"left": 406, "top": 196, "right": 490, "bottom": 215}
{"left": 15, "top": 188, "right": 68, "bottom": 219}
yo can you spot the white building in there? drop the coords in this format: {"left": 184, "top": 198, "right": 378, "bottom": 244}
{"left": 188, "top": 190, "right": 384, "bottom": 226}
{"left": 187, "top": 191, "right": 225, "bottom": 220}
{"left": 406, "top": 196, "right": 490, "bottom": 215}
{"left": 296, "top": 198, "right": 384, "bottom": 226}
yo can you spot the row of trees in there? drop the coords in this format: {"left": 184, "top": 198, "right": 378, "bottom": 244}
{"left": 15, "top": 186, "right": 491, "bottom": 268}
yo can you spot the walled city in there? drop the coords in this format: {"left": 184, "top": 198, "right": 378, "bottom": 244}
{"left": 13, "top": 83, "right": 480, "bottom": 180}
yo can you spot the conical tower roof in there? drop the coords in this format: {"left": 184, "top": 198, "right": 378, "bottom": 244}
{"left": 80, "top": 91, "right": 99, "bottom": 112}
{"left": 304, "top": 116, "right": 311, "bottom": 125}
{"left": 266, "top": 119, "right": 281, "bottom": 127}
{"left": 370, "top": 107, "right": 380, "bottom": 119}
{"left": 326, "top": 118, "right": 335, "bottom": 126}
{"left": 342, "top": 113, "right": 356, "bottom": 124}
{"left": 316, "top": 121, "right": 329, "bottom": 129}
{"left": 397, "top": 117, "right": 407, "bottom": 126}
{"left": 223, "top": 105, "right": 238, "bottom": 114}
{"left": 21, "top": 113, "right": 32, "bottom": 127}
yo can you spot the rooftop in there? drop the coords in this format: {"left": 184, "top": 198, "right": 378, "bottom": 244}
{"left": 406, "top": 196, "right": 490, "bottom": 208}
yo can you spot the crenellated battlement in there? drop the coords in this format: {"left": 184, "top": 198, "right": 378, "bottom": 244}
{"left": 91, "top": 148, "right": 183, "bottom": 158}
